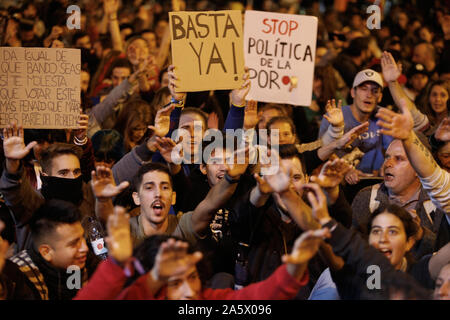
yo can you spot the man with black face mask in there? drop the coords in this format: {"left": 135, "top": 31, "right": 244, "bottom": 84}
{"left": 0, "top": 124, "right": 96, "bottom": 252}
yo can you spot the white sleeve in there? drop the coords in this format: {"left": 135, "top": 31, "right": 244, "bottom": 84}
{"left": 419, "top": 167, "right": 450, "bottom": 212}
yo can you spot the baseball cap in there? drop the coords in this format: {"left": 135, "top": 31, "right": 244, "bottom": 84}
{"left": 352, "top": 69, "right": 384, "bottom": 88}
{"left": 407, "top": 64, "right": 429, "bottom": 77}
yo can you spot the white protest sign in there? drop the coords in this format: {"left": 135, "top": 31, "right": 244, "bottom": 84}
{"left": 244, "top": 10, "right": 317, "bottom": 106}
{"left": 0, "top": 47, "right": 81, "bottom": 129}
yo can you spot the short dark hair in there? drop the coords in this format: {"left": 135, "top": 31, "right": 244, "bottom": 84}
{"left": 39, "top": 143, "right": 82, "bottom": 174}
{"left": 29, "top": 199, "right": 81, "bottom": 246}
{"left": 180, "top": 107, "right": 208, "bottom": 129}
{"left": 278, "top": 144, "right": 306, "bottom": 175}
{"left": 72, "top": 31, "right": 89, "bottom": 46}
{"left": 266, "top": 116, "right": 297, "bottom": 136}
{"left": 133, "top": 162, "right": 173, "bottom": 191}
{"left": 369, "top": 204, "right": 419, "bottom": 240}
{"left": 346, "top": 37, "right": 370, "bottom": 57}
{"left": 110, "top": 58, "right": 132, "bottom": 73}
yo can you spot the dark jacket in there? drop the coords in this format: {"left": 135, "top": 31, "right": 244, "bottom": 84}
{"left": 0, "top": 164, "right": 96, "bottom": 252}
{"left": 352, "top": 183, "right": 443, "bottom": 258}
{"left": 325, "top": 219, "right": 434, "bottom": 300}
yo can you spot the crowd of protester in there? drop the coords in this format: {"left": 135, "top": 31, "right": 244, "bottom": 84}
{"left": 0, "top": 0, "right": 449, "bottom": 300}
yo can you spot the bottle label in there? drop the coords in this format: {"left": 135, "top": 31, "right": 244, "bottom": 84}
{"left": 91, "top": 238, "right": 108, "bottom": 255}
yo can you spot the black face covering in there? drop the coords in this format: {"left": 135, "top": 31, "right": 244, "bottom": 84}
{"left": 41, "top": 175, "right": 83, "bottom": 205}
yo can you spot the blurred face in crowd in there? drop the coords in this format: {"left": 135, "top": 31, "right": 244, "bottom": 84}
{"left": 129, "top": 120, "right": 147, "bottom": 143}
{"left": 155, "top": 20, "right": 168, "bottom": 43}
{"left": 76, "top": 35, "right": 91, "bottom": 50}
{"left": 127, "top": 38, "right": 149, "bottom": 66}
{"left": 43, "top": 154, "right": 82, "bottom": 179}
{"left": 160, "top": 70, "right": 169, "bottom": 88}
{"left": 80, "top": 70, "right": 90, "bottom": 93}
{"left": 419, "top": 27, "right": 433, "bottom": 43}
{"left": 142, "top": 31, "right": 157, "bottom": 53}
{"left": 412, "top": 44, "right": 429, "bottom": 66}
{"left": 397, "top": 12, "right": 408, "bottom": 30}
{"left": 23, "top": 3, "right": 37, "bottom": 19}
{"left": 178, "top": 112, "right": 206, "bottom": 158}
{"left": 258, "top": 107, "right": 283, "bottom": 130}
{"left": 315, "top": 47, "right": 327, "bottom": 66}
{"left": 269, "top": 120, "right": 296, "bottom": 145}
{"left": 409, "top": 73, "right": 428, "bottom": 92}
{"left": 133, "top": 170, "right": 176, "bottom": 228}
{"left": 112, "top": 67, "right": 131, "bottom": 87}
{"left": 167, "top": 265, "right": 202, "bottom": 300}
{"left": 429, "top": 84, "right": 449, "bottom": 115}
{"left": 121, "top": 27, "right": 133, "bottom": 43}
{"left": 282, "top": 157, "right": 306, "bottom": 196}
{"left": 351, "top": 82, "right": 382, "bottom": 115}
{"left": 434, "top": 264, "right": 450, "bottom": 300}
{"left": 369, "top": 212, "right": 415, "bottom": 270}
{"left": 200, "top": 148, "right": 232, "bottom": 187}
{"left": 40, "top": 222, "right": 88, "bottom": 269}
{"left": 382, "top": 140, "right": 419, "bottom": 195}
{"left": 437, "top": 142, "right": 450, "bottom": 172}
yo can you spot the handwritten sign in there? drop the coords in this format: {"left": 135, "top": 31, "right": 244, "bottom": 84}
{"left": 244, "top": 11, "right": 317, "bottom": 106}
{"left": 0, "top": 47, "right": 81, "bottom": 129}
{"left": 169, "top": 10, "right": 244, "bottom": 92}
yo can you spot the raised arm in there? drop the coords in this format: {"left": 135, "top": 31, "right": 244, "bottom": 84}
{"left": 381, "top": 51, "right": 429, "bottom": 131}
{"left": 377, "top": 102, "right": 450, "bottom": 212}
{"left": 189, "top": 147, "right": 249, "bottom": 236}
{"left": 104, "top": 0, "right": 123, "bottom": 52}
{"left": 91, "top": 166, "right": 129, "bottom": 224}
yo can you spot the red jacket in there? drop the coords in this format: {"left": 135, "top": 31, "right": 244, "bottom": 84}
{"left": 74, "top": 258, "right": 309, "bottom": 300}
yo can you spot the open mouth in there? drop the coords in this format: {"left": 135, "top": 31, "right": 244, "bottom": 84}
{"left": 216, "top": 173, "right": 225, "bottom": 180}
{"left": 384, "top": 172, "right": 394, "bottom": 181}
{"left": 379, "top": 248, "right": 392, "bottom": 258}
{"left": 152, "top": 201, "right": 164, "bottom": 214}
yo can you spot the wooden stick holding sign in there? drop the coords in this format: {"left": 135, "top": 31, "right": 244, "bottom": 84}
{"left": 0, "top": 47, "right": 81, "bottom": 129}
{"left": 169, "top": 10, "right": 245, "bottom": 92}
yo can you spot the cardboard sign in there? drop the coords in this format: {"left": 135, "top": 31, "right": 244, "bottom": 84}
{"left": 0, "top": 47, "right": 81, "bottom": 129}
{"left": 244, "top": 10, "right": 317, "bottom": 106}
{"left": 169, "top": 10, "right": 244, "bottom": 92}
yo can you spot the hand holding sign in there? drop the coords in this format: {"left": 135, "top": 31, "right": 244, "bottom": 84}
{"left": 230, "top": 67, "right": 251, "bottom": 106}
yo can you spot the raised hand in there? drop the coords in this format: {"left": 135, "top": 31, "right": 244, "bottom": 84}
{"left": 104, "top": 0, "right": 119, "bottom": 16}
{"left": 323, "top": 99, "right": 344, "bottom": 127}
{"left": 148, "top": 103, "right": 175, "bottom": 138}
{"left": 167, "top": 65, "right": 186, "bottom": 101}
{"left": 381, "top": 51, "right": 401, "bottom": 83}
{"left": 2, "top": 123, "right": 36, "bottom": 160}
{"left": 105, "top": 206, "right": 132, "bottom": 263}
{"left": 207, "top": 112, "right": 219, "bottom": 129}
{"left": 91, "top": 166, "right": 129, "bottom": 200}
{"left": 230, "top": 67, "right": 251, "bottom": 106}
{"left": 154, "top": 136, "right": 182, "bottom": 164}
{"left": 310, "top": 158, "right": 353, "bottom": 189}
{"left": 376, "top": 98, "right": 413, "bottom": 140}
{"left": 302, "top": 183, "right": 331, "bottom": 225}
{"left": 344, "top": 168, "right": 362, "bottom": 185}
{"left": 244, "top": 100, "right": 258, "bottom": 130}
{"left": 435, "top": 117, "right": 450, "bottom": 142}
{"left": 283, "top": 228, "right": 331, "bottom": 267}
{"left": 150, "top": 238, "right": 203, "bottom": 282}
{"left": 259, "top": 159, "right": 291, "bottom": 193}
{"left": 226, "top": 146, "right": 250, "bottom": 180}
{"left": 74, "top": 112, "right": 89, "bottom": 141}
{"left": 335, "top": 121, "right": 369, "bottom": 150}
